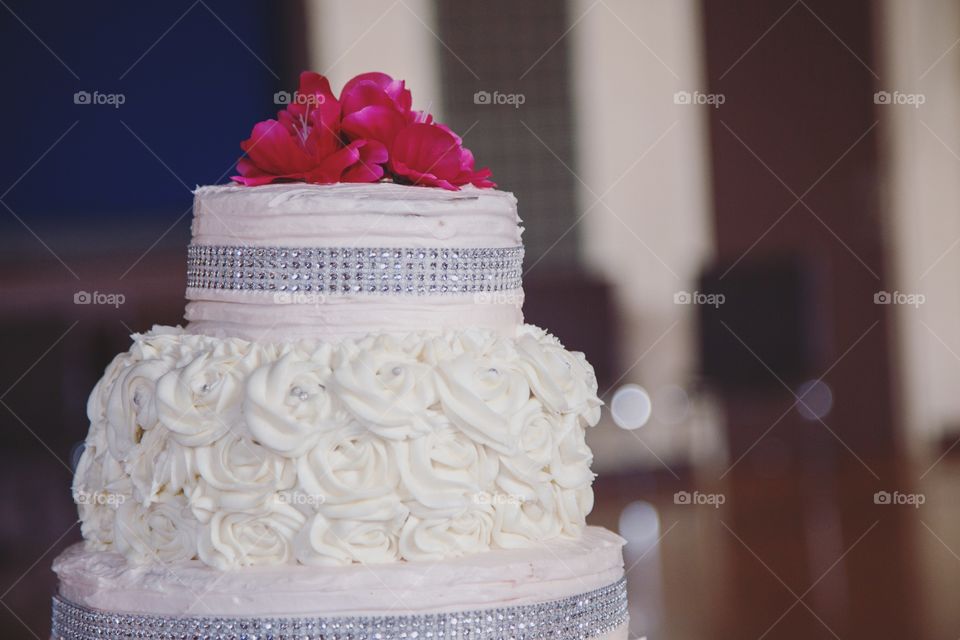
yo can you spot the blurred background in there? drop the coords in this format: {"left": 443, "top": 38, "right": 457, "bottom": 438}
{"left": 1, "top": 0, "right": 959, "bottom": 638}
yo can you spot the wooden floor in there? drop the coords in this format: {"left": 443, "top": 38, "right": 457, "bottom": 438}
{"left": 590, "top": 455, "right": 960, "bottom": 640}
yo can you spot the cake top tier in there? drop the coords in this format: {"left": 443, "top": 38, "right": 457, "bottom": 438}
{"left": 191, "top": 182, "right": 522, "bottom": 249}
{"left": 185, "top": 182, "right": 525, "bottom": 340}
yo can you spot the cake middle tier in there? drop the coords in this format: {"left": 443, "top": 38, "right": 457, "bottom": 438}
{"left": 73, "top": 325, "right": 602, "bottom": 570}
{"left": 186, "top": 183, "right": 524, "bottom": 341}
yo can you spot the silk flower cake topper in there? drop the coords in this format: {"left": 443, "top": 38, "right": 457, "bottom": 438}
{"left": 232, "top": 71, "right": 495, "bottom": 191}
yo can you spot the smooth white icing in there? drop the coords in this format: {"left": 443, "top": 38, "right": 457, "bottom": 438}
{"left": 191, "top": 183, "right": 522, "bottom": 248}
{"left": 183, "top": 290, "right": 524, "bottom": 342}
{"left": 73, "top": 325, "right": 603, "bottom": 569}
{"left": 54, "top": 527, "right": 624, "bottom": 616}
{"left": 186, "top": 183, "right": 524, "bottom": 341}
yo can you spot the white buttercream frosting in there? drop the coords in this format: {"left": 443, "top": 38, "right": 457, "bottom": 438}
{"left": 191, "top": 183, "right": 521, "bottom": 248}
{"left": 73, "top": 325, "right": 603, "bottom": 569}
{"left": 185, "top": 183, "right": 525, "bottom": 341}
{"left": 54, "top": 526, "right": 624, "bottom": 616}
{"left": 184, "top": 293, "right": 524, "bottom": 342}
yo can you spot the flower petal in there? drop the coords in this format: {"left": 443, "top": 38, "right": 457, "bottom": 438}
{"left": 342, "top": 106, "right": 409, "bottom": 147}
{"left": 238, "top": 119, "right": 313, "bottom": 177}
{"left": 341, "top": 140, "right": 388, "bottom": 183}
{"left": 389, "top": 123, "right": 465, "bottom": 188}
{"left": 341, "top": 72, "right": 412, "bottom": 117}
{"left": 291, "top": 71, "right": 341, "bottom": 127}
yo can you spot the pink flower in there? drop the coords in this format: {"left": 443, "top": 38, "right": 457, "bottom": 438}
{"left": 389, "top": 123, "right": 494, "bottom": 191}
{"left": 233, "top": 72, "right": 386, "bottom": 186}
{"left": 233, "top": 71, "right": 495, "bottom": 189}
{"left": 340, "top": 72, "right": 414, "bottom": 149}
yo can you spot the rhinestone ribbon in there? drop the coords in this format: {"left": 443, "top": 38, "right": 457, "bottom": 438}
{"left": 186, "top": 244, "right": 524, "bottom": 296}
{"left": 51, "top": 576, "right": 627, "bottom": 640}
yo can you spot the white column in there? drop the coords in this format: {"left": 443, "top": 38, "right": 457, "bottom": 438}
{"left": 878, "top": 0, "right": 960, "bottom": 458}
{"left": 569, "top": 0, "right": 721, "bottom": 471}
{"left": 303, "top": 0, "right": 443, "bottom": 117}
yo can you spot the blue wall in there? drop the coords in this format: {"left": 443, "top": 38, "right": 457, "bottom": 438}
{"left": 1, "top": 0, "right": 289, "bottom": 219}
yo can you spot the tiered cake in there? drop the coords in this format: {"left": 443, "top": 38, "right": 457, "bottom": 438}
{"left": 51, "top": 73, "right": 627, "bottom": 640}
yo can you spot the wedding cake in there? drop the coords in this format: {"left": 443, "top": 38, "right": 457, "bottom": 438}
{"left": 51, "top": 72, "right": 627, "bottom": 640}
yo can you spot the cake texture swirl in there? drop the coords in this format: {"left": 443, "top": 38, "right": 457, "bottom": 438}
{"left": 73, "top": 324, "right": 602, "bottom": 569}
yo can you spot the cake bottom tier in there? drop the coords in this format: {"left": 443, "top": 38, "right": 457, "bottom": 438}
{"left": 52, "top": 526, "right": 628, "bottom": 640}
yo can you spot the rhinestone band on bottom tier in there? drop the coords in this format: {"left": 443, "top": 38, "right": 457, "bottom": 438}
{"left": 51, "top": 577, "right": 627, "bottom": 640}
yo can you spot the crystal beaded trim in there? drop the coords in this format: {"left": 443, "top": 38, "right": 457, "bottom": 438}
{"left": 51, "top": 576, "right": 627, "bottom": 640}
{"left": 186, "top": 244, "right": 524, "bottom": 296}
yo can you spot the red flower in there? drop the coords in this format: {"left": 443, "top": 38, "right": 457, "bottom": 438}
{"left": 233, "top": 71, "right": 494, "bottom": 189}
{"left": 389, "top": 123, "right": 494, "bottom": 190}
{"left": 340, "top": 72, "right": 414, "bottom": 149}
{"left": 232, "top": 72, "right": 386, "bottom": 186}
